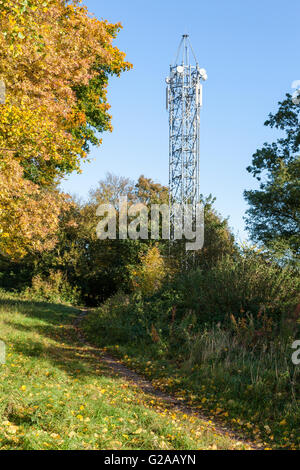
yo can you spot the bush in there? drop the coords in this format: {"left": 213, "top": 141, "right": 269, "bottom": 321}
{"left": 23, "top": 270, "right": 81, "bottom": 305}
{"left": 129, "top": 245, "right": 167, "bottom": 296}
{"left": 83, "top": 291, "right": 147, "bottom": 344}
{"left": 85, "top": 249, "right": 300, "bottom": 357}
{"left": 176, "top": 249, "right": 299, "bottom": 326}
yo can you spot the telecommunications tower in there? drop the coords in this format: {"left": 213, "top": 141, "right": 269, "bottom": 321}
{"left": 166, "top": 35, "right": 207, "bottom": 240}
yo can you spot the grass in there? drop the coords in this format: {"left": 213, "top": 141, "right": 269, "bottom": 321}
{"left": 83, "top": 303, "right": 300, "bottom": 450}
{"left": 0, "top": 291, "right": 252, "bottom": 450}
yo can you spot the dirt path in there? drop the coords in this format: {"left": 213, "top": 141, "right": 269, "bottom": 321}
{"left": 74, "top": 309, "right": 262, "bottom": 450}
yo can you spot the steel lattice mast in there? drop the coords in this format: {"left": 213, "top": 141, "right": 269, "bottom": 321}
{"left": 166, "top": 35, "right": 207, "bottom": 240}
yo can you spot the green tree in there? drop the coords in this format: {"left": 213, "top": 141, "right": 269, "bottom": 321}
{"left": 244, "top": 94, "right": 300, "bottom": 261}
{"left": 196, "top": 195, "right": 236, "bottom": 269}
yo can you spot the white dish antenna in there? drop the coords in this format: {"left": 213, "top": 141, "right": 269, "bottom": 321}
{"left": 199, "top": 68, "right": 208, "bottom": 81}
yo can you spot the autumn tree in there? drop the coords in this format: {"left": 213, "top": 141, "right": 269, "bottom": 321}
{"left": 0, "top": 0, "right": 131, "bottom": 257}
{"left": 89, "top": 173, "right": 136, "bottom": 208}
{"left": 8, "top": 174, "right": 169, "bottom": 304}
{"left": 135, "top": 175, "right": 169, "bottom": 205}
{"left": 0, "top": 158, "right": 67, "bottom": 259}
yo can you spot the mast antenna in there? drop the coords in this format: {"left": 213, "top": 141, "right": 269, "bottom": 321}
{"left": 166, "top": 35, "right": 207, "bottom": 243}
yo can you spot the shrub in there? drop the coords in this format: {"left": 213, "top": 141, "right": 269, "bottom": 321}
{"left": 175, "top": 249, "right": 300, "bottom": 326}
{"left": 83, "top": 291, "right": 147, "bottom": 344}
{"left": 85, "top": 249, "right": 300, "bottom": 358}
{"left": 23, "top": 270, "right": 81, "bottom": 305}
{"left": 129, "top": 245, "right": 168, "bottom": 296}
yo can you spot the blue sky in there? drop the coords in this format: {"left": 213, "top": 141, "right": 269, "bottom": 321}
{"left": 61, "top": 0, "right": 300, "bottom": 240}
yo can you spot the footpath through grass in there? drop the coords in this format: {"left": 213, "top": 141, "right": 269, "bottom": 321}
{"left": 0, "top": 292, "right": 252, "bottom": 450}
{"left": 83, "top": 302, "right": 299, "bottom": 451}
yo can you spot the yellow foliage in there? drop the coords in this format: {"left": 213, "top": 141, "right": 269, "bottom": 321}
{"left": 0, "top": 0, "right": 131, "bottom": 258}
{"left": 0, "top": 157, "right": 66, "bottom": 259}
